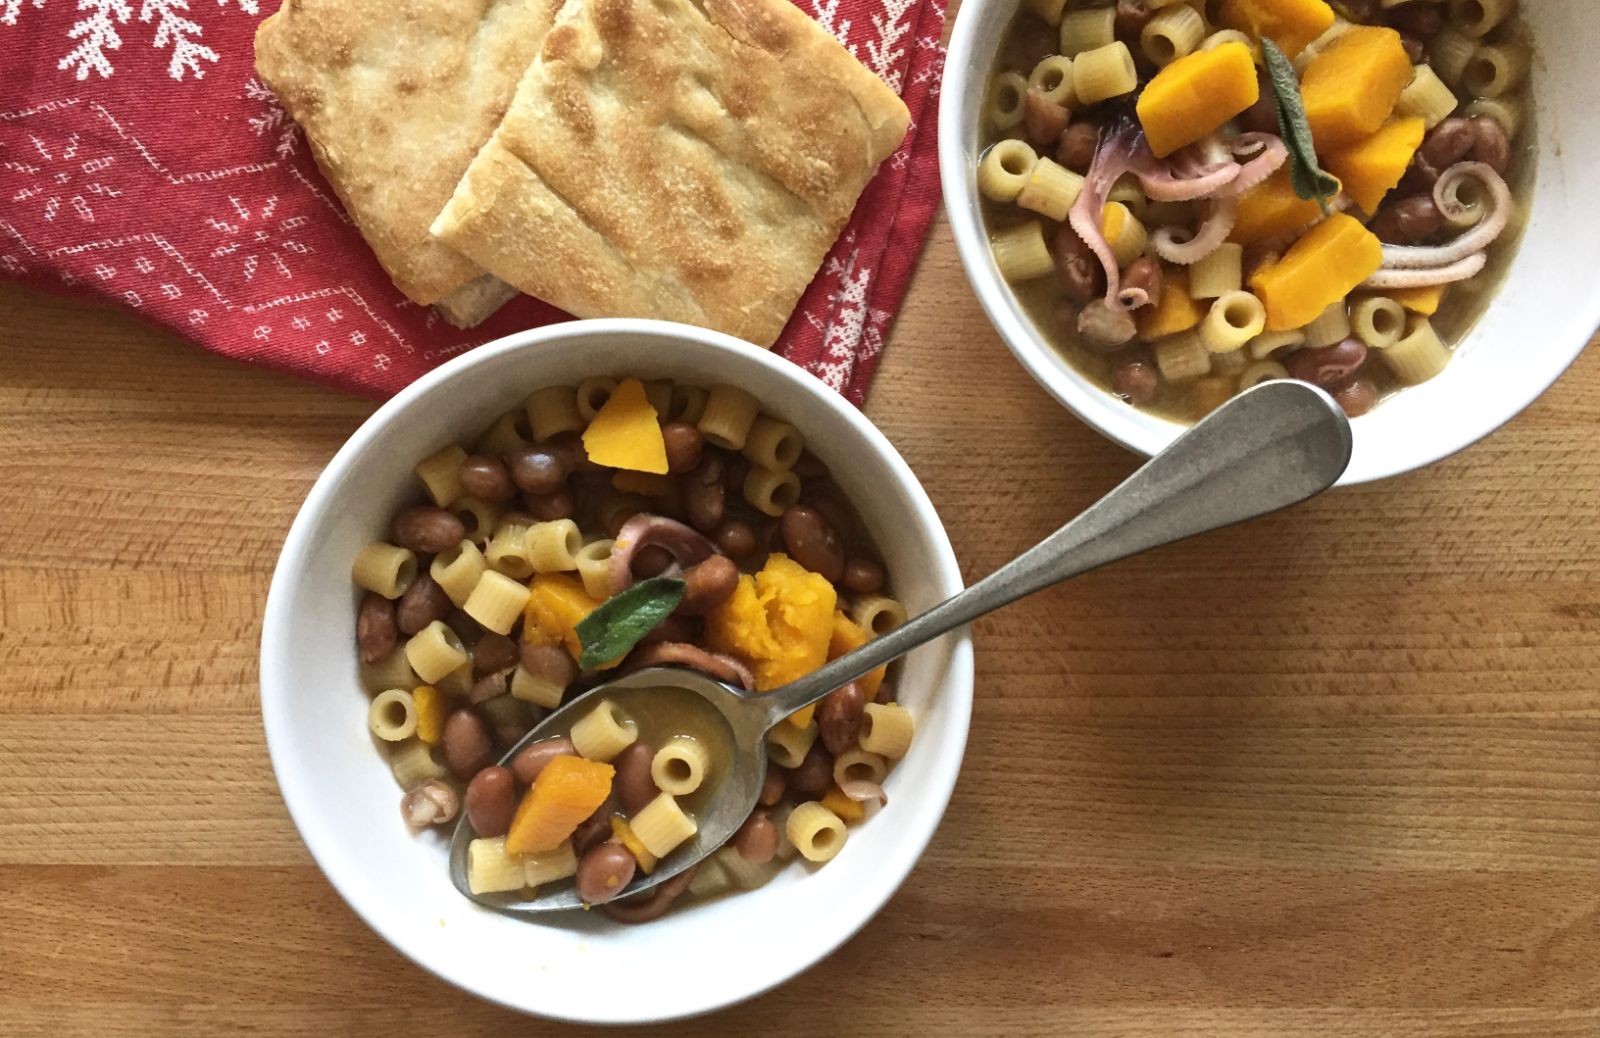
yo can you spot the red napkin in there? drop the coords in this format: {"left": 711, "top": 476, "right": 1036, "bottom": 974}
{"left": 0, "top": 0, "right": 945, "bottom": 404}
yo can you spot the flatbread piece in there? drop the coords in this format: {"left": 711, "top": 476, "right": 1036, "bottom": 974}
{"left": 431, "top": 0, "right": 911, "bottom": 346}
{"left": 254, "top": 0, "right": 564, "bottom": 313}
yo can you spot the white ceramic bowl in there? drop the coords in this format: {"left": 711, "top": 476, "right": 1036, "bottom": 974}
{"left": 940, "top": 3, "right": 1599, "bottom": 484}
{"left": 260, "top": 320, "right": 972, "bottom": 1024}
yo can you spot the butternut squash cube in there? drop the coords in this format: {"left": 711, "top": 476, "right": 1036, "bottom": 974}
{"left": 1136, "top": 42, "right": 1260, "bottom": 157}
{"left": 1323, "top": 117, "right": 1426, "bottom": 214}
{"left": 1299, "top": 26, "right": 1414, "bottom": 148}
{"left": 1229, "top": 167, "right": 1329, "bottom": 245}
{"left": 786, "top": 704, "right": 818, "bottom": 729}
{"left": 1217, "top": 0, "right": 1334, "bottom": 58}
{"left": 1249, "top": 213, "right": 1383, "bottom": 330}
{"left": 819, "top": 785, "right": 866, "bottom": 823}
{"left": 506, "top": 755, "right": 615, "bottom": 855}
{"left": 1137, "top": 268, "right": 1203, "bottom": 339}
{"left": 523, "top": 572, "right": 602, "bottom": 661}
{"left": 1390, "top": 284, "right": 1446, "bottom": 316}
{"left": 610, "top": 469, "right": 676, "bottom": 497}
{"left": 705, "top": 554, "right": 837, "bottom": 691}
{"left": 610, "top": 816, "right": 658, "bottom": 873}
{"left": 413, "top": 684, "right": 448, "bottom": 745}
{"left": 582, "top": 377, "right": 668, "bottom": 474}
{"left": 829, "top": 611, "right": 886, "bottom": 701}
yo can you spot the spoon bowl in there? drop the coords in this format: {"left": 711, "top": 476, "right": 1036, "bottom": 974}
{"left": 450, "top": 667, "right": 767, "bottom": 912}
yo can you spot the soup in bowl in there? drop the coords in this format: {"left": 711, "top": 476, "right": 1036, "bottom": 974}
{"left": 261, "top": 320, "right": 972, "bottom": 1022}
{"left": 351, "top": 370, "right": 920, "bottom": 919}
{"left": 942, "top": 0, "right": 1599, "bottom": 483}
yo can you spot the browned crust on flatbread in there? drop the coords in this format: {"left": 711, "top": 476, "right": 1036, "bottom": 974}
{"left": 432, "top": 0, "right": 910, "bottom": 346}
{"left": 253, "top": 0, "right": 564, "bottom": 306}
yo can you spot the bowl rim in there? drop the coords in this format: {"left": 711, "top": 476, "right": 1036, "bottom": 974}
{"left": 937, "top": 0, "right": 1599, "bottom": 485}
{"left": 259, "top": 317, "right": 974, "bottom": 1023}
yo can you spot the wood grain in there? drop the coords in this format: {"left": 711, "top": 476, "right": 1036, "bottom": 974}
{"left": 2, "top": 209, "right": 1598, "bottom": 1036}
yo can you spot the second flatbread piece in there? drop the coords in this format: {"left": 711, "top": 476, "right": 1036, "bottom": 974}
{"left": 432, "top": 0, "right": 911, "bottom": 347}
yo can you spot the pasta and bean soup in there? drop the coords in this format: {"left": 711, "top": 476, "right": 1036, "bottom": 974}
{"left": 352, "top": 376, "right": 914, "bottom": 921}
{"left": 978, "top": 0, "right": 1532, "bottom": 419}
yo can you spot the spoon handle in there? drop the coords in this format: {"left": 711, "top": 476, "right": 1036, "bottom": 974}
{"left": 755, "top": 380, "right": 1353, "bottom": 727}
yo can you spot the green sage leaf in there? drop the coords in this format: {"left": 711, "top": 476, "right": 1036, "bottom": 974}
{"left": 576, "top": 575, "right": 686, "bottom": 671}
{"left": 1261, "top": 38, "right": 1341, "bottom": 214}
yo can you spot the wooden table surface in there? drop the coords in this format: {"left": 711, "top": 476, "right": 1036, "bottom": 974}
{"left": 3, "top": 209, "right": 1598, "bottom": 1036}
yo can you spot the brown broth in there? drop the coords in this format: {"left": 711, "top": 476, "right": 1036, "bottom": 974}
{"left": 978, "top": 7, "right": 1537, "bottom": 423}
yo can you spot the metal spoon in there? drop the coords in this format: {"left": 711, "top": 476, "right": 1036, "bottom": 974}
{"left": 449, "top": 379, "right": 1353, "bottom": 912}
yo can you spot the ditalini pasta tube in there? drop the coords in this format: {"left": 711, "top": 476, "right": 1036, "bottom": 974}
{"left": 786, "top": 801, "right": 848, "bottom": 862}
{"left": 476, "top": 411, "right": 533, "bottom": 457}
{"left": 525, "top": 520, "right": 582, "bottom": 573}
{"left": 359, "top": 648, "right": 419, "bottom": 695}
{"left": 431, "top": 539, "right": 487, "bottom": 607}
{"left": 1072, "top": 41, "right": 1138, "bottom": 103}
{"left": 389, "top": 739, "right": 447, "bottom": 788}
{"left": 715, "top": 845, "right": 782, "bottom": 890}
{"left": 1027, "top": 55, "right": 1076, "bottom": 107}
{"left": 851, "top": 594, "right": 908, "bottom": 634}
{"left": 630, "top": 793, "right": 698, "bottom": 858}
{"left": 1452, "top": 0, "right": 1515, "bottom": 38}
{"left": 1382, "top": 317, "right": 1453, "bottom": 385}
{"left": 404, "top": 621, "right": 468, "bottom": 683}
{"left": 1059, "top": 7, "right": 1115, "bottom": 56}
{"left": 449, "top": 496, "right": 501, "bottom": 545}
{"left": 1017, "top": 159, "right": 1085, "bottom": 223}
{"left": 570, "top": 700, "right": 638, "bottom": 762}
{"left": 1302, "top": 302, "right": 1353, "bottom": 348}
{"left": 984, "top": 71, "right": 1028, "bottom": 130}
{"left": 742, "top": 416, "right": 804, "bottom": 471}
{"left": 697, "top": 384, "right": 761, "bottom": 450}
{"left": 486, "top": 523, "right": 536, "bottom": 580}
{"left": 666, "top": 384, "right": 708, "bottom": 426}
{"left": 833, "top": 748, "right": 888, "bottom": 788}
{"left": 414, "top": 445, "right": 467, "bottom": 507}
{"left": 575, "top": 376, "right": 618, "bottom": 422}
{"left": 574, "top": 538, "right": 616, "bottom": 601}
{"left": 651, "top": 737, "right": 712, "bottom": 796}
{"left": 1154, "top": 331, "right": 1211, "bottom": 382}
{"left": 352, "top": 542, "right": 417, "bottom": 599}
{"left": 1351, "top": 296, "right": 1407, "bottom": 350}
{"left": 1141, "top": 3, "right": 1204, "bottom": 66}
{"left": 368, "top": 689, "right": 418, "bottom": 742}
{"left": 767, "top": 721, "right": 819, "bottom": 768}
{"left": 522, "top": 841, "right": 579, "bottom": 888}
{"left": 743, "top": 466, "right": 802, "bottom": 517}
{"left": 859, "top": 703, "right": 914, "bottom": 759}
{"left": 467, "top": 837, "right": 526, "bottom": 895}
{"left": 1396, "top": 65, "right": 1458, "bottom": 129}
{"left": 463, "top": 571, "right": 531, "bottom": 635}
{"left": 509, "top": 663, "right": 565, "bottom": 710}
{"left": 526, "top": 385, "right": 584, "bottom": 442}
{"left": 1461, "top": 42, "right": 1529, "bottom": 98}
{"left": 1189, "top": 244, "right": 1244, "bottom": 300}
{"left": 1200, "top": 292, "right": 1267, "bottom": 354}
{"left": 989, "top": 222, "right": 1056, "bottom": 282}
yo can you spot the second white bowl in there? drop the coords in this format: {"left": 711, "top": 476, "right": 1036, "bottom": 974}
{"left": 939, "top": 1, "right": 1599, "bottom": 483}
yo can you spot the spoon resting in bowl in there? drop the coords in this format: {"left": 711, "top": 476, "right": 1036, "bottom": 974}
{"left": 449, "top": 379, "right": 1354, "bottom": 913}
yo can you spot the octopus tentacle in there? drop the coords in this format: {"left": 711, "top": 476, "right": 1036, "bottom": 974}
{"left": 1362, "top": 251, "right": 1488, "bottom": 288}
{"left": 608, "top": 514, "right": 717, "bottom": 595}
{"left": 1153, "top": 197, "right": 1239, "bottom": 265}
{"left": 1377, "top": 163, "right": 1510, "bottom": 270}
